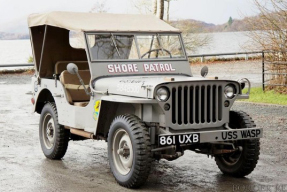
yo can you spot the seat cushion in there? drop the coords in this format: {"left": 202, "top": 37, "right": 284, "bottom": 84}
{"left": 60, "top": 70, "right": 91, "bottom": 103}
{"left": 73, "top": 102, "right": 89, "bottom": 107}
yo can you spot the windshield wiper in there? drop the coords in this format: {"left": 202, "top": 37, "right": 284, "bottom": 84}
{"left": 148, "top": 35, "right": 155, "bottom": 58}
{"left": 156, "top": 34, "right": 165, "bottom": 55}
{"left": 111, "top": 33, "right": 121, "bottom": 57}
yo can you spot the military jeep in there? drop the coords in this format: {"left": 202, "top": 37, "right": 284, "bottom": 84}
{"left": 28, "top": 11, "right": 262, "bottom": 188}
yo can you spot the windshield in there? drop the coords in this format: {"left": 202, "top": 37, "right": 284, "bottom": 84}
{"left": 86, "top": 33, "right": 186, "bottom": 61}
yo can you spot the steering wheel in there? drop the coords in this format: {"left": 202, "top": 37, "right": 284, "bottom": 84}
{"left": 141, "top": 48, "right": 172, "bottom": 59}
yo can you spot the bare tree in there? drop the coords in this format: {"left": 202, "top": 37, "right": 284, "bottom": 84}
{"left": 130, "top": 0, "right": 152, "bottom": 14}
{"left": 152, "top": 0, "right": 157, "bottom": 15}
{"left": 171, "top": 20, "right": 212, "bottom": 53}
{"left": 90, "top": 0, "right": 109, "bottom": 13}
{"left": 151, "top": 0, "right": 211, "bottom": 53}
{"left": 132, "top": 0, "right": 175, "bottom": 21}
{"left": 246, "top": 0, "right": 287, "bottom": 93}
{"left": 152, "top": 0, "right": 176, "bottom": 21}
{"left": 156, "top": 0, "right": 164, "bottom": 19}
{"left": 166, "top": 0, "right": 171, "bottom": 22}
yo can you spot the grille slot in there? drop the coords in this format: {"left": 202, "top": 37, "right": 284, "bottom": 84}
{"left": 171, "top": 85, "right": 223, "bottom": 125}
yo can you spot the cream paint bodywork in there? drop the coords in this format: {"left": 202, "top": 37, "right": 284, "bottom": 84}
{"left": 32, "top": 75, "right": 195, "bottom": 133}
{"left": 93, "top": 75, "right": 241, "bottom": 99}
{"left": 94, "top": 75, "right": 206, "bottom": 99}
{"left": 32, "top": 74, "right": 245, "bottom": 134}
{"left": 32, "top": 76, "right": 162, "bottom": 134}
{"left": 32, "top": 77, "right": 98, "bottom": 133}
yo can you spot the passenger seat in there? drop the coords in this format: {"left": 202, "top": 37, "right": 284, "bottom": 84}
{"left": 60, "top": 70, "right": 91, "bottom": 106}
{"left": 55, "top": 61, "right": 89, "bottom": 78}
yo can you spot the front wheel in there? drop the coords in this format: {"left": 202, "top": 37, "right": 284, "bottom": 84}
{"left": 215, "top": 111, "right": 260, "bottom": 177}
{"left": 108, "top": 114, "right": 151, "bottom": 188}
{"left": 39, "top": 102, "right": 69, "bottom": 159}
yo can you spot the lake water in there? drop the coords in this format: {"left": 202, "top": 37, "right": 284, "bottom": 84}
{"left": 0, "top": 40, "right": 32, "bottom": 64}
{"left": 190, "top": 31, "right": 254, "bottom": 55}
{"left": 0, "top": 31, "right": 256, "bottom": 65}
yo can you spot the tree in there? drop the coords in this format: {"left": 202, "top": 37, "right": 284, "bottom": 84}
{"left": 228, "top": 16, "right": 233, "bottom": 26}
{"left": 90, "top": 0, "right": 109, "bottom": 13}
{"left": 130, "top": 0, "right": 152, "bottom": 14}
{"left": 130, "top": 0, "right": 211, "bottom": 54}
{"left": 153, "top": 0, "right": 164, "bottom": 19}
{"left": 246, "top": 0, "right": 287, "bottom": 93}
{"left": 170, "top": 20, "right": 212, "bottom": 53}
{"left": 132, "top": 0, "right": 176, "bottom": 21}
{"left": 152, "top": 0, "right": 176, "bottom": 20}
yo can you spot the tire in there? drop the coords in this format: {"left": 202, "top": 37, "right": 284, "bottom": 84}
{"left": 215, "top": 111, "right": 260, "bottom": 177}
{"left": 39, "top": 102, "right": 69, "bottom": 160}
{"left": 108, "top": 114, "right": 152, "bottom": 188}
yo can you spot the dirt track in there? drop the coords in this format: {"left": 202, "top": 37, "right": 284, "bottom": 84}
{"left": 0, "top": 67, "right": 286, "bottom": 192}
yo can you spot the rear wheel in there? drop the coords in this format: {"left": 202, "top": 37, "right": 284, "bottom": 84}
{"left": 39, "top": 102, "right": 69, "bottom": 159}
{"left": 108, "top": 114, "right": 151, "bottom": 188}
{"left": 215, "top": 111, "right": 260, "bottom": 177}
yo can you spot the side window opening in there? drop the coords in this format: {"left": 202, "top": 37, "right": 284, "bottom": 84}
{"left": 69, "top": 31, "right": 86, "bottom": 49}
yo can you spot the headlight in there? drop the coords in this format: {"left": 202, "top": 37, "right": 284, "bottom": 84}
{"left": 156, "top": 87, "right": 170, "bottom": 101}
{"left": 224, "top": 84, "right": 236, "bottom": 99}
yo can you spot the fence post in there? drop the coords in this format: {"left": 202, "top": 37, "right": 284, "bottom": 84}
{"left": 245, "top": 54, "right": 249, "bottom": 60}
{"left": 201, "top": 56, "right": 205, "bottom": 63}
{"left": 262, "top": 51, "right": 265, "bottom": 92}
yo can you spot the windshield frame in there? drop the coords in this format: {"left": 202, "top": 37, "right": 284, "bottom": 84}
{"left": 84, "top": 32, "right": 187, "bottom": 62}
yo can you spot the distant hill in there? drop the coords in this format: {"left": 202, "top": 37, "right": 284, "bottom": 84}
{"left": 0, "top": 14, "right": 259, "bottom": 40}
{"left": 0, "top": 32, "right": 30, "bottom": 40}
{"left": 0, "top": 16, "right": 30, "bottom": 40}
{"left": 207, "top": 17, "right": 254, "bottom": 32}
{"left": 170, "top": 15, "right": 259, "bottom": 33}
{"left": 170, "top": 19, "right": 216, "bottom": 33}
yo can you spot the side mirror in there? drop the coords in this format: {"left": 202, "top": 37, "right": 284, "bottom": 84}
{"left": 200, "top": 66, "right": 208, "bottom": 77}
{"left": 66, "top": 63, "right": 91, "bottom": 96}
{"left": 67, "top": 63, "right": 78, "bottom": 75}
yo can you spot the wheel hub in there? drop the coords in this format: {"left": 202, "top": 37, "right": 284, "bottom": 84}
{"left": 117, "top": 143, "right": 130, "bottom": 158}
{"left": 112, "top": 129, "right": 133, "bottom": 175}
{"left": 46, "top": 122, "right": 54, "bottom": 139}
{"left": 42, "top": 114, "right": 55, "bottom": 149}
{"left": 221, "top": 142, "right": 243, "bottom": 165}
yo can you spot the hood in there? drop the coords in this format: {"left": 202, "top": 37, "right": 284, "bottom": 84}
{"left": 93, "top": 75, "right": 236, "bottom": 99}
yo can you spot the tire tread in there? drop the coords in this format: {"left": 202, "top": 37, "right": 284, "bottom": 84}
{"left": 40, "top": 102, "right": 69, "bottom": 160}
{"left": 215, "top": 110, "right": 260, "bottom": 177}
{"left": 109, "top": 114, "right": 152, "bottom": 188}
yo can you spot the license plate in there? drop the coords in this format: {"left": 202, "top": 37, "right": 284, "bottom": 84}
{"left": 220, "top": 129, "right": 262, "bottom": 141}
{"left": 159, "top": 133, "right": 200, "bottom": 146}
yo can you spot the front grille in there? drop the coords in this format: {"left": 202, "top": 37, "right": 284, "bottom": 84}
{"left": 171, "top": 85, "right": 223, "bottom": 125}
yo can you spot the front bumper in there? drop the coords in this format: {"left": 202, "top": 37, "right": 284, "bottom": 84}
{"left": 158, "top": 128, "right": 263, "bottom": 146}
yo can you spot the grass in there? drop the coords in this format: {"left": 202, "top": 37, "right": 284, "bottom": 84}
{"left": 241, "top": 87, "right": 287, "bottom": 105}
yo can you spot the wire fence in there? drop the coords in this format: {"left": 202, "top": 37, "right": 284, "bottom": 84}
{"left": 0, "top": 64, "right": 34, "bottom": 68}
{"left": 262, "top": 51, "right": 287, "bottom": 91}
{"left": 0, "top": 51, "right": 286, "bottom": 92}
{"left": 187, "top": 51, "right": 262, "bottom": 62}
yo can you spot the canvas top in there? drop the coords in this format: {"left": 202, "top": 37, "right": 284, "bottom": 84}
{"left": 28, "top": 11, "right": 180, "bottom": 33}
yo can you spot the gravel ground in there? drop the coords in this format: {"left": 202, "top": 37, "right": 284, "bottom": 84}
{"left": 0, "top": 61, "right": 286, "bottom": 192}
{"left": 191, "top": 60, "right": 262, "bottom": 87}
